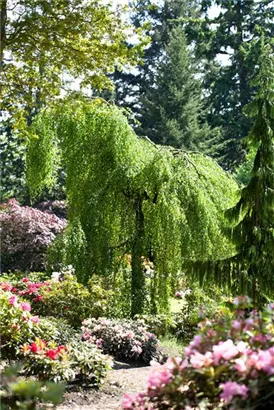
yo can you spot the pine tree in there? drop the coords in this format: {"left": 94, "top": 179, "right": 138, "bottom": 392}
{"left": 139, "top": 26, "right": 212, "bottom": 149}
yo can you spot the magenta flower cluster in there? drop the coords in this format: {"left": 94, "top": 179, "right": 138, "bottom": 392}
{"left": 122, "top": 296, "right": 274, "bottom": 409}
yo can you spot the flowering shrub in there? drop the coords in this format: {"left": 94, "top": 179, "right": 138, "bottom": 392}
{"left": 81, "top": 318, "right": 160, "bottom": 364}
{"left": 0, "top": 199, "right": 66, "bottom": 272}
{"left": 0, "top": 274, "right": 111, "bottom": 328}
{"left": 0, "top": 364, "right": 65, "bottom": 409}
{"left": 0, "top": 287, "right": 69, "bottom": 359}
{"left": 122, "top": 297, "right": 274, "bottom": 409}
{"left": 0, "top": 290, "right": 43, "bottom": 358}
{"left": 33, "top": 275, "right": 112, "bottom": 327}
{"left": 22, "top": 337, "right": 75, "bottom": 382}
{"left": 22, "top": 337, "right": 112, "bottom": 386}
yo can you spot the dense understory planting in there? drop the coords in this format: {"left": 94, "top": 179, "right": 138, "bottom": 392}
{"left": 122, "top": 297, "right": 274, "bottom": 409}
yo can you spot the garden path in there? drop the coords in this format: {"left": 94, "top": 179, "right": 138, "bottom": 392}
{"left": 58, "top": 362, "right": 150, "bottom": 410}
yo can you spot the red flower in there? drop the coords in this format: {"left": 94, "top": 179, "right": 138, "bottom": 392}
{"left": 46, "top": 349, "right": 58, "bottom": 360}
{"left": 22, "top": 278, "right": 29, "bottom": 283}
{"left": 30, "top": 343, "right": 40, "bottom": 353}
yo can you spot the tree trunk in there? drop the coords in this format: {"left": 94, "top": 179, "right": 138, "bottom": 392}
{"left": 0, "top": 0, "right": 7, "bottom": 96}
{"left": 131, "top": 196, "right": 146, "bottom": 317}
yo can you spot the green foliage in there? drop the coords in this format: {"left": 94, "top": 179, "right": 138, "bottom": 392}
{"left": 139, "top": 25, "right": 214, "bottom": 149}
{"left": 0, "top": 291, "right": 39, "bottom": 359}
{"left": 224, "top": 45, "right": 274, "bottom": 299}
{"left": 0, "top": 121, "right": 28, "bottom": 203}
{"left": 1, "top": 0, "right": 149, "bottom": 126}
{"left": 0, "top": 364, "right": 65, "bottom": 410}
{"left": 26, "top": 99, "right": 238, "bottom": 315}
{"left": 134, "top": 314, "right": 176, "bottom": 337}
{"left": 31, "top": 274, "right": 112, "bottom": 327}
{"left": 235, "top": 144, "right": 257, "bottom": 185}
{"left": 67, "top": 339, "right": 112, "bottom": 387}
{"left": 191, "top": 1, "right": 274, "bottom": 169}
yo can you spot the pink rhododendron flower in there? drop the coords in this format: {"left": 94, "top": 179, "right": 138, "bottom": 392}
{"left": 190, "top": 351, "right": 213, "bottom": 369}
{"left": 30, "top": 316, "right": 39, "bottom": 324}
{"left": 189, "top": 335, "right": 202, "bottom": 349}
{"left": 212, "top": 339, "right": 238, "bottom": 363}
{"left": 132, "top": 344, "right": 142, "bottom": 355}
{"left": 20, "top": 302, "right": 31, "bottom": 311}
{"left": 9, "top": 295, "right": 18, "bottom": 306}
{"left": 126, "top": 330, "right": 135, "bottom": 339}
{"left": 231, "top": 320, "right": 242, "bottom": 330}
{"left": 220, "top": 381, "right": 248, "bottom": 403}
{"left": 256, "top": 349, "right": 274, "bottom": 375}
{"left": 22, "top": 277, "right": 29, "bottom": 283}
{"left": 166, "top": 357, "right": 187, "bottom": 371}
{"left": 234, "top": 358, "right": 247, "bottom": 373}
{"left": 147, "top": 367, "right": 172, "bottom": 395}
{"left": 1, "top": 282, "right": 13, "bottom": 291}
{"left": 122, "top": 393, "right": 136, "bottom": 409}
{"left": 96, "top": 338, "right": 103, "bottom": 348}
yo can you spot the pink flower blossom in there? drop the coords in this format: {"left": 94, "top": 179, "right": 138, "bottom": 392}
{"left": 96, "top": 338, "right": 103, "bottom": 348}
{"left": 22, "top": 278, "right": 29, "bottom": 283}
{"left": 20, "top": 302, "right": 31, "bottom": 312}
{"left": 212, "top": 339, "right": 238, "bottom": 363}
{"left": 256, "top": 349, "right": 274, "bottom": 375}
{"left": 147, "top": 368, "right": 172, "bottom": 395}
{"left": 9, "top": 295, "right": 18, "bottom": 306}
{"left": 234, "top": 358, "right": 247, "bottom": 373}
{"left": 220, "top": 381, "right": 248, "bottom": 403}
{"left": 190, "top": 351, "right": 213, "bottom": 369}
{"left": 30, "top": 316, "right": 39, "bottom": 324}
{"left": 122, "top": 394, "right": 136, "bottom": 409}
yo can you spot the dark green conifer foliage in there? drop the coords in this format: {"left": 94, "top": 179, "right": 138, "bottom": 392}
{"left": 112, "top": 1, "right": 202, "bottom": 124}
{"left": 227, "top": 45, "right": 274, "bottom": 299}
{"left": 140, "top": 26, "right": 212, "bottom": 149}
{"left": 193, "top": 0, "right": 274, "bottom": 169}
{"left": 26, "top": 100, "right": 237, "bottom": 315}
{"left": 191, "top": 45, "right": 274, "bottom": 301}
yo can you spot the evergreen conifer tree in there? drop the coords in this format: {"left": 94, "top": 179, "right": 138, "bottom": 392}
{"left": 139, "top": 26, "right": 212, "bottom": 149}
{"left": 226, "top": 44, "right": 274, "bottom": 300}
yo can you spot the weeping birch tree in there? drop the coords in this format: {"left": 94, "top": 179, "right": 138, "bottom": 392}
{"left": 26, "top": 99, "right": 237, "bottom": 315}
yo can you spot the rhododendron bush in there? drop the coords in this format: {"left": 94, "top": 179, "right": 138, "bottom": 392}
{"left": 122, "top": 297, "right": 274, "bottom": 409}
{"left": 0, "top": 274, "right": 111, "bottom": 327}
{"left": 81, "top": 318, "right": 160, "bottom": 364}
{"left": 0, "top": 199, "right": 66, "bottom": 271}
{"left": 0, "top": 283, "right": 112, "bottom": 386}
{"left": 22, "top": 338, "right": 112, "bottom": 385}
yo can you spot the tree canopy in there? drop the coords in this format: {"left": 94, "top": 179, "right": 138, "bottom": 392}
{"left": 0, "top": 0, "right": 148, "bottom": 123}
{"left": 26, "top": 99, "right": 238, "bottom": 315}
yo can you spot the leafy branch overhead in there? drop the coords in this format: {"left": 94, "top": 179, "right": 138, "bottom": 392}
{"left": 0, "top": 0, "right": 149, "bottom": 124}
